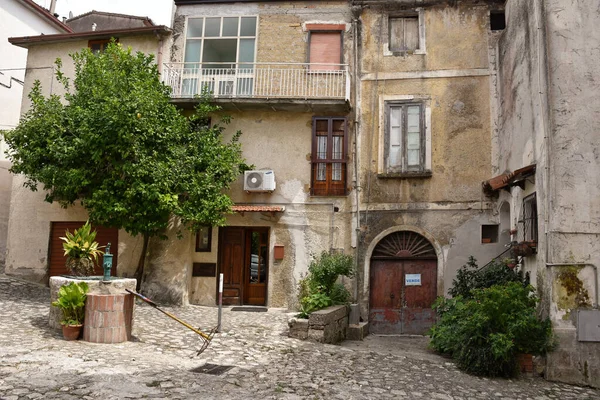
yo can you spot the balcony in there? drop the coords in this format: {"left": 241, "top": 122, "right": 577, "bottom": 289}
{"left": 162, "top": 62, "right": 351, "bottom": 113}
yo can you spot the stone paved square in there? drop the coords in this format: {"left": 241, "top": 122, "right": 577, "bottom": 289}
{"left": 0, "top": 275, "right": 598, "bottom": 399}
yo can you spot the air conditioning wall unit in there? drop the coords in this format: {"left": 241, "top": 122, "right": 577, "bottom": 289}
{"left": 244, "top": 170, "right": 276, "bottom": 192}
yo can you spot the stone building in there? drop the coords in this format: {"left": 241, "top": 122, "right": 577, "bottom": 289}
{"left": 164, "top": 0, "right": 355, "bottom": 308}
{"left": 351, "top": 0, "right": 505, "bottom": 334}
{"left": 484, "top": 0, "right": 600, "bottom": 388}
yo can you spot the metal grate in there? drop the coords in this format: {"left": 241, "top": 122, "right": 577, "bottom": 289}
{"left": 190, "top": 363, "right": 234, "bottom": 375}
{"left": 518, "top": 193, "right": 538, "bottom": 243}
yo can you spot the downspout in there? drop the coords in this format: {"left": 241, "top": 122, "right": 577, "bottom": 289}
{"left": 352, "top": 14, "right": 361, "bottom": 302}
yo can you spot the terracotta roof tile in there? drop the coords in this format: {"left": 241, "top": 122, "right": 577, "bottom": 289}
{"left": 483, "top": 164, "right": 536, "bottom": 194}
{"left": 231, "top": 205, "right": 285, "bottom": 213}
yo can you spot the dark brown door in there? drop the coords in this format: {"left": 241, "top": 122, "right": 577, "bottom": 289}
{"left": 218, "top": 227, "right": 268, "bottom": 306}
{"left": 49, "top": 221, "right": 118, "bottom": 277}
{"left": 369, "top": 259, "right": 437, "bottom": 334}
{"left": 218, "top": 227, "right": 244, "bottom": 305}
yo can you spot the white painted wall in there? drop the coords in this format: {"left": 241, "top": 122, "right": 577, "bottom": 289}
{"left": 0, "top": 0, "right": 65, "bottom": 157}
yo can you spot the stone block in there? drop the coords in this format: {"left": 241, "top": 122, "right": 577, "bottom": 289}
{"left": 288, "top": 318, "right": 309, "bottom": 340}
{"left": 307, "top": 328, "right": 325, "bottom": 343}
{"left": 308, "top": 305, "right": 347, "bottom": 327}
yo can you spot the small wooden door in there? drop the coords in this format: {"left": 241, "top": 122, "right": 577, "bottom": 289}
{"left": 49, "top": 221, "right": 118, "bottom": 278}
{"left": 218, "top": 227, "right": 268, "bottom": 306}
{"left": 369, "top": 259, "right": 437, "bottom": 335}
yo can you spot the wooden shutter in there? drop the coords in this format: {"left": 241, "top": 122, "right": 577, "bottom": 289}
{"left": 49, "top": 222, "right": 118, "bottom": 277}
{"left": 389, "top": 17, "right": 419, "bottom": 51}
{"left": 309, "top": 32, "right": 341, "bottom": 70}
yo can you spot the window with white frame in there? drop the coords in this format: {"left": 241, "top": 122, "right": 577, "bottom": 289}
{"left": 183, "top": 16, "right": 257, "bottom": 96}
{"left": 384, "top": 102, "right": 425, "bottom": 173}
{"left": 385, "top": 10, "right": 426, "bottom": 55}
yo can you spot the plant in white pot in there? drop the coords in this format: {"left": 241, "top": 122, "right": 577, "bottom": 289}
{"left": 52, "top": 281, "right": 89, "bottom": 340}
{"left": 61, "top": 221, "right": 104, "bottom": 276}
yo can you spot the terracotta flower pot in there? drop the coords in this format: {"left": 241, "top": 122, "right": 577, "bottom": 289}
{"left": 62, "top": 324, "right": 83, "bottom": 341}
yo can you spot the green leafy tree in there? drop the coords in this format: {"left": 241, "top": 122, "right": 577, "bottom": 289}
{"left": 4, "top": 41, "right": 247, "bottom": 289}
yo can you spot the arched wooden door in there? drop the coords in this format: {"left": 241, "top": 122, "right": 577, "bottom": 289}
{"left": 369, "top": 231, "right": 437, "bottom": 335}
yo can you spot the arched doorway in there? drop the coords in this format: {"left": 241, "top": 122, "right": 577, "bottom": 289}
{"left": 369, "top": 231, "right": 438, "bottom": 335}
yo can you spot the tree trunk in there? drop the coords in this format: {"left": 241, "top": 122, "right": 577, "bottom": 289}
{"left": 134, "top": 233, "right": 150, "bottom": 291}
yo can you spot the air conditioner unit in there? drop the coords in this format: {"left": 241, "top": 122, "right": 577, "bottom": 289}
{"left": 244, "top": 170, "right": 276, "bottom": 192}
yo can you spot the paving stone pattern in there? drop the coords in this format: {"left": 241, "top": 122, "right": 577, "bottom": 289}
{"left": 0, "top": 275, "right": 598, "bottom": 400}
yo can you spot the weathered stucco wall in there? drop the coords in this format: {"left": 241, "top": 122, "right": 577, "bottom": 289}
{"left": 356, "top": 2, "right": 500, "bottom": 320}
{"left": 495, "top": 0, "right": 600, "bottom": 388}
{"left": 187, "top": 112, "right": 353, "bottom": 308}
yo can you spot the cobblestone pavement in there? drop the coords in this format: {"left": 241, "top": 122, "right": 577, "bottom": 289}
{"left": 0, "top": 275, "right": 598, "bottom": 400}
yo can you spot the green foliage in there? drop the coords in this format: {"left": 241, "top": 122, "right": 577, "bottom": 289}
{"left": 296, "top": 252, "right": 354, "bottom": 318}
{"left": 297, "top": 293, "right": 333, "bottom": 319}
{"left": 449, "top": 256, "right": 529, "bottom": 299}
{"left": 60, "top": 221, "right": 103, "bottom": 276}
{"left": 51, "top": 282, "right": 89, "bottom": 326}
{"left": 4, "top": 41, "right": 247, "bottom": 239}
{"left": 430, "top": 283, "right": 554, "bottom": 377}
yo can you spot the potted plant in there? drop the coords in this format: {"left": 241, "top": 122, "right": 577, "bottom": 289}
{"left": 60, "top": 221, "right": 104, "bottom": 276}
{"left": 51, "top": 282, "right": 89, "bottom": 340}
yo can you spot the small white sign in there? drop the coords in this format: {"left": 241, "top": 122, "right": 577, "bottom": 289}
{"left": 405, "top": 274, "right": 422, "bottom": 286}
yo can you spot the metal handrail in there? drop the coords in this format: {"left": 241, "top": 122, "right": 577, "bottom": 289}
{"left": 162, "top": 62, "right": 350, "bottom": 101}
{"left": 477, "top": 242, "right": 515, "bottom": 272}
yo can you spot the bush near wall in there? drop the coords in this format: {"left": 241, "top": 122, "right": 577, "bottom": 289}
{"left": 296, "top": 251, "right": 354, "bottom": 319}
{"left": 429, "top": 257, "right": 554, "bottom": 377}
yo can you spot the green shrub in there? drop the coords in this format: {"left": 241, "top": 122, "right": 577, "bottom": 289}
{"left": 296, "top": 251, "right": 354, "bottom": 318}
{"left": 430, "top": 282, "right": 554, "bottom": 377}
{"left": 449, "top": 256, "right": 529, "bottom": 299}
{"left": 51, "top": 282, "right": 89, "bottom": 326}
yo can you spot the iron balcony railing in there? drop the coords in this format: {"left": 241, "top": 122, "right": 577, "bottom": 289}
{"left": 162, "top": 62, "right": 350, "bottom": 101}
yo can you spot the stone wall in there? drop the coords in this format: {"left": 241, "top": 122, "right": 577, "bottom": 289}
{"left": 289, "top": 305, "right": 348, "bottom": 344}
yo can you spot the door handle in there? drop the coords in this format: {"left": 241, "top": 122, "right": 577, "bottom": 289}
{"left": 390, "top": 293, "right": 395, "bottom": 299}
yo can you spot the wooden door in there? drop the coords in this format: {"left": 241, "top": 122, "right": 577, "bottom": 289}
{"left": 49, "top": 221, "right": 118, "bottom": 278}
{"left": 218, "top": 227, "right": 269, "bottom": 306}
{"left": 218, "top": 227, "right": 244, "bottom": 305}
{"left": 369, "top": 259, "right": 437, "bottom": 334}
{"left": 401, "top": 259, "right": 437, "bottom": 335}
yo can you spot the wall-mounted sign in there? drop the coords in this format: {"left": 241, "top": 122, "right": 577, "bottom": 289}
{"left": 405, "top": 273, "right": 422, "bottom": 286}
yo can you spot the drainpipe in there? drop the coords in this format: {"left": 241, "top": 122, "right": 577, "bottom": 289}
{"left": 545, "top": 263, "right": 599, "bottom": 308}
{"left": 352, "top": 15, "right": 361, "bottom": 302}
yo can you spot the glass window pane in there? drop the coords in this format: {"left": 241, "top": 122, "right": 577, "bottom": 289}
{"left": 250, "top": 232, "right": 259, "bottom": 283}
{"left": 407, "top": 106, "right": 420, "bottom": 131}
{"left": 332, "top": 119, "right": 344, "bottom": 133}
{"left": 316, "top": 120, "right": 328, "bottom": 134}
{"left": 317, "top": 163, "right": 326, "bottom": 181}
{"left": 317, "top": 136, "right": 327, "bottom": 159}
{"left": 332, "top": 136, "right": 342, "bottom": 159}
{"left": 202, "top": 39, "right": 237, "bottom": 66}
{"left": 332, "top": 163, "right": 342, "bottom": 181}
{"left": 187, "top": 18, "right": 203, "bottom": 37}
{"left": 222, "top": 17, "right": 239, "bottom": 36}
{"left": 408, "top": 149, "right": 420, "bottom": 166}
{"left": 239, "top": 38, "right": 255, "bottom": 63}
{"left": 205, "top": 17, "right": 221, "bottom": 37}
{"left": 389, "top": 145, "right": 401, "bottom": 168}
{"left": 184, "top": 39, "right": 201, "bottom": 63}
{"left": 240, "top": 17, "right": 257, "bottom": 36}
{"left": 259, "top": 246, "right": 267, "bottom": 283}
